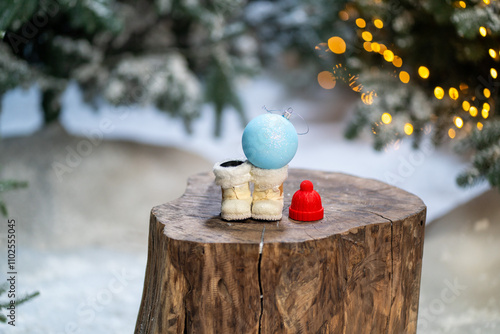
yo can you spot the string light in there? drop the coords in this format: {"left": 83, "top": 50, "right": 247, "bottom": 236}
{"left": 339, "top": 10, "right": 349, "bottom": 21}
{"left": 317, "top": 71, "right": 336, "bottom": 89}
{"left": 328, "top": 36, "right": 346, "bottom": 54}
{"left": 404, "top": 123, "right": 413, "bottom": 135}
{"left": 484, "top": 88, "right": 491, "bottom": 98}
{"left": 418, "top": 66, "right": 430, "bottom": 79}
{"left": 361, "top": 91, "right": 376, "bottom": 105}
{"left": 374, "top": 19, "right": 384, "bottom": 29}
{"left": 458, "top": 0, "right": 466, "bottom": 7}
{"left": 363, "top": 42, "right": 372, "bottom": 52}
{"left": 371, "top": 42, "right": 381, "bottom": 52}
{"left": 477, "top": 122, "right": 483, "bottom": 130}
{"left": 392, "top": 56, "right": 402, "bottom": 67}
{"left": 383, "top": 50, "right": 394, "bottom": 62}
{"left": 356, "top": 18, "right": 366, "bottom": 28}
{"left": 462, "top": 101, "right": 470, "bottom": 111}
{"left": 459, "top": 83, "right": 469, "bottom": 91}
{"left": 381, "top": 113, "right": 392, "bottom": 124}
{"left": 449, "top": 87, "right": 459, "bottom": 100}
{"left": 448, "top": 128, "right": 456, "bottom": 139}
{"left": 482, "top": 103, "right": 490, "bottom": 119}
{"left": 470, "top": 106, "right": 478, "bottom": 117}
{"left": 362, "top": 31, "right": 373, "bottom": 42}
{"left": 454, "top": 116, "right": 464, "bottom": 128}
{"left": 489, "top": 49, "right": 497, "bottom": 58}
{"left": 483, "top": 0, "right": 490, "bottom": 4}
{"left": 479, "top": 26, "right": 487, "bottom": 37}
{"left": 399, "top": 71, "right": 410, "bottom": 83}
{"left": 349, "top": 80, "right": 363, "bottom": 93}
{"left": 378, "top": 44, "right": 387, "bottom": 54}
{"left": 491, "top": 68, "right": 498, "bottom": 79}
{"left": 434, "top": 86, "right": 445, "bottom": 99}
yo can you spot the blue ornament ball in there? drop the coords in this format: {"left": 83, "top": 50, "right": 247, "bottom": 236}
{"left": 242, "top": 113, "right": 298, "bottom": 169}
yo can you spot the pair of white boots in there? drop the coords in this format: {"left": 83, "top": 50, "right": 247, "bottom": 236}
{"left": 213, "top": 160, "right": 288, "bottom": 221}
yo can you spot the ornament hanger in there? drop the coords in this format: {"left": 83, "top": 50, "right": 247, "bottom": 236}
{"left": 262, "top": 106, "right": 310, "bottom": 135}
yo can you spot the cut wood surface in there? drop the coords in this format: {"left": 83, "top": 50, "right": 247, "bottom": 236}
{"left": 135, "top": 169, "right": 426, "bottom": 334}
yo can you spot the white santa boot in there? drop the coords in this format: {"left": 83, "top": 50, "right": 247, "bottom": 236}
{"left": 213, "top": 160, "right": 253, "bottom": 221}
{"left": 250, "top": 165, "right": 288, "bottom": 221}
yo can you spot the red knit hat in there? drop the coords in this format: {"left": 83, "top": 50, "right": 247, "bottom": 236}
{"left": 289, "top": 180, "right": 324, "bottom": 222}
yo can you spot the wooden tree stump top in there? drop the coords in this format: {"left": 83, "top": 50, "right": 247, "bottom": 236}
{"left": 137, "top": 169, "right": 427, "bottom": 333}
{"left": 153, "top": 169, "right": 426, "bottom": 244}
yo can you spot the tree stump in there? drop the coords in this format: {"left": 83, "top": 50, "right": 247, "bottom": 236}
{"left": 135, "top": 169, "right": 426, "bottom": 334}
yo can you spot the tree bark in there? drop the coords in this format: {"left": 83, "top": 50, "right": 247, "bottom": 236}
{"left": 135, "top": 169, "right": 426, "bottom": 334}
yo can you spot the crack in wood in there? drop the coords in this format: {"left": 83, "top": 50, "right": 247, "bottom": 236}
{"left": 183, "top": 304, "right": 188, "bottom": 334}
{"left": 258, "top": 227, "right": 265, "bottom": 334}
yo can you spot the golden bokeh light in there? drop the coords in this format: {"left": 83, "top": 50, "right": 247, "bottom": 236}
{"left": 448, "top": 128, "right": 456, "bottom": 139}
{"left": 489, "top": 49, "right": 497, "bottom": 58}
{"left": 484, "top": 88, "right": 491, "bottom": 98}
{"left": 491, "top": 68, "right": 498, "bottom": 79}
{"left": 434, "top": 86, "right": 444, "bottom": 99}
{"left": 339, "top": 10, "right": 349, "bottom": 21}
{"left": 458, "top": 0, "right": 466, "bottom": 7}
{"left": 378, "top": 44, "right": 387, "bottom": 54}
{"left": 462, "top": 101, "right": 470, "bottom": 111}
{"left": 418, "top": 66, "right": 430, "bottom": 79}
{"left": 459, "top": 83, "right": 469, "bottom": 91}
{"left": 361, "top": 31, "right": 373, "bottom": 42}
{"left": 404, "top": 123, "right": 413, "bottom": 135}
{"left": 374, "top": 19, "right": 383, "bottom": 29}
{"left": 361, "top": 91, "right": 376, "bottom": 105}
{"left": 477, "top": 122, "right": 483, "bottom": 130}
{"left": 381, "top": 112, "right": 392, "bottom": 124}
{"left": 350, "top": 76, "right": 363, "bottom": 91}
{"left": 454, "top": 116, "right": 464, "bottom": 128}
{"left": 383, "top": 50, "right": 394, "bottom": 62}
{"left": 469, "top": 106, "right": 478, "bottom": 117}
{"left": 317, "top": 71, "right": 337, "bottom": 89}
{"left": 392, "top": 56, "right": 402, "bottom": 67}
{"left": 399, "top": 71, "right": 410, "bottom": 83}
{"left": 328, "top": 36, "right": 347, "bottom": 54}
{"left": 479, "top": 26, "right": 487, "bottom": 37}
{"left": 483, "top": 0, "right": 490, "bottom": 4}
{"left": 482, "top": 109, "right": 489, "bottom": 119}
{"left": 356, "top": 18, "right": 366, "bottom": 28}
{"left": 483, "top": 103, "right": 490, "bottom": 112}
{"left": 363, "top": 42, "right": 372, "bottom": 52}
{"left": 371, "top": 42, "right": 380, "bottom": 53}
{"left": 449, "top": 87, "right": 459, "bottom": 100}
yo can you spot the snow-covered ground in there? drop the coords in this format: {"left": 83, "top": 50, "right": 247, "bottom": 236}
{"left": 0, "top": 248, "right": 145, "bottom": 334}
{"left": 0, "top": 76, "right": 491, "bottom": 334}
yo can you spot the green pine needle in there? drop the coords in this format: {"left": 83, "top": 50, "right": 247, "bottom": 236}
{"left": 0, "top": 283, "right": 40, "bottom": 323}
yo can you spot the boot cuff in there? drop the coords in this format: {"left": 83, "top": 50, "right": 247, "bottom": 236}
{"left": 213, "top": 160, "right": 252, "bottom": 188}
{"left": 251, "top": 165, "right": 288, "bottom": 190}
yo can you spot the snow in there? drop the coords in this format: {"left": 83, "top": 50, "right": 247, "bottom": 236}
{"left": 0, "top": 75, "right": 490, "bottom": 333}
{"left": 0, "top": 248, "right": 144, "bottom": 334}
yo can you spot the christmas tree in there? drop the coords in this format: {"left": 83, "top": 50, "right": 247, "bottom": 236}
{"left": 0, "top": 0, "right": 259, "bottom": 135}
{"left": 0, "top": 0, "right": 349, "bottom": 136}
{"left": 320, "top": 0, "right": 500, "bottom": 188}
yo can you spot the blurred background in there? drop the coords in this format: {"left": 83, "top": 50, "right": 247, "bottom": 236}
{"left": 0, "top": 0, "right": 499, "bottom": 333}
